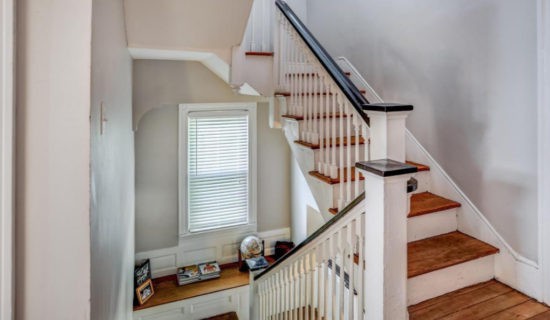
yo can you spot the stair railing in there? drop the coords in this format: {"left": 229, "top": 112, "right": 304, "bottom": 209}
{"left": 275, "top": 0, "right": 371, "bottom": 211}
{"left": 254, "top": 194, "right": 365, "bottom": 320}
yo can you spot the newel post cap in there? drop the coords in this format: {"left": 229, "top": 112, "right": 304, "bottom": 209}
{"left": 356, "top": 159, "right": 417, "bottom": 177}
{"left": 362, "top": 103, "right": 414, "bottom": 113}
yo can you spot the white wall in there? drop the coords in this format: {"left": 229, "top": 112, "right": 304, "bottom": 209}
{"left": 306, "top": 0, "right": 539, "bottom": 261}
{"left": 15, "top": 0, "right": 92, "bottom": 318}
{"left": 134, "top": 60, "right": 291, "bottom": 253}
{"left": 90, "top": 0, "right": 135, "bottom": 319}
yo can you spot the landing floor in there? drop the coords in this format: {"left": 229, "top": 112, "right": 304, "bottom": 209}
{"left": 409, "top": 280, "right": 550, "bottom": 319}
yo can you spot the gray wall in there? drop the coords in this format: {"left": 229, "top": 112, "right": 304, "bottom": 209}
{"left": 91, "top": 0, "right": 135, "bottom": 319}
{"left": 306, "top": 0, "right": 538, "bottom": 260}
{"left": 134, "top": 60, "right": 291, "bottom": 253}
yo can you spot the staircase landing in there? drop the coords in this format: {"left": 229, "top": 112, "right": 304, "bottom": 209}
{"left": 409, "top": 280, "right": 550, "bottom": 319}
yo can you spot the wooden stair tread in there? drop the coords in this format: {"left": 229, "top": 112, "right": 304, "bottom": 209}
{"left": 203, "top": 312, "right": 239, "bottom": 320}
{"left": 281, "top": 112, "right": 347, "bottom": 121}
{"left": 245, "top": 51, "right": 274, "bottom": 56}
{"left": 406, "top": 160, "right": 430, "bottom": 172}
{"left": 309, "top": 167, "right": 364, "bottom": 184}
{"left": 276, "top": 90, "right": 366, "bottom": 97}
{"left": 408, "top": 231, "right": 499, "bottom": 278}
{"left": 409, "top": 192, "right": 461, "bottom": 218}
{"left": 295, "top": 136, "right": 365, "bottom": 150}
{"left": 409, "top": 280, "right": 549, "bottom": 319}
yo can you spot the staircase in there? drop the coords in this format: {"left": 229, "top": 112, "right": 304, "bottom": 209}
{"left": 250, "top": 1, "right": 504, "bottom": 319}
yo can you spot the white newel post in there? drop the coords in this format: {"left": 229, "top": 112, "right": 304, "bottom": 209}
{"left": 357, "top": 103, "right": 415, "bottom": 319}
{"left": 365, "top": 103, "right": 413, "bottom": 162}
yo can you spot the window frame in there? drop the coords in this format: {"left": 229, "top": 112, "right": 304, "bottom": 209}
{"left": 178, "top": 103, "right": 258, "bottom": 239}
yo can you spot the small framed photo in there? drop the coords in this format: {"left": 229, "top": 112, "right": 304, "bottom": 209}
{"left": 136, "top": 279, "right": 155, "bottom": 305}
{"left": 134, "top": 259, "right": 152, "bottom": 287}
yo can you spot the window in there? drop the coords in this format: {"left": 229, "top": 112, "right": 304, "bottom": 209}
{"left": 179, "top": 103, "right": 257, "bottom": 236}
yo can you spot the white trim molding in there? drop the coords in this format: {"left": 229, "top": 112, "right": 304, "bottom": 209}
{"left": 538, "top": 0, "right": 550, "bottom": 305}
{"left": 135, "top": 228, "right": 291, "bottom": 278}
{"left": 177, "top": 102, "right": 258, "bottom": 239}
{"left": 0, "top": 0, "right": 14, "bottom": 318}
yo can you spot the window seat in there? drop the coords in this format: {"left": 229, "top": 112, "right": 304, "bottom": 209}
{"left": 134, "top": 257, "right": 276, "bottom": 311}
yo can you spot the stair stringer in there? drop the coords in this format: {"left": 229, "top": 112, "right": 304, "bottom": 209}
{"left": 336, "top": 56, "right": 542, "bottom": 301}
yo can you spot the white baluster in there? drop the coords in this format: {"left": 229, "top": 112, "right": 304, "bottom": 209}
{"left": 330, "top": 87, "right": 338, "bottom": 180}
{"left": 300, "top": 52, "right": 307, "bottom": 142}
{"left": 272, "top": 272, "right": 281, "bottom": 320}
{"left": 294, "top": 260, "right": 300, "bottom": 320}
{"left": 290, "top": 35, "right": 296, "bottom": 116}
{"left": 315, "top": 244, "right": 323, "bottom": 318}
{"left": 354, "top": 114, "right": 361, "bottom": 198}
{"left": 338, "top": 95, "right": 345, "bottom": 210}
{"left": 312, "top": 74, "right": 319, "bottom": 145}
{"left": 330, "top": 233, "right": 338, "bottom": 320}
{"left": 324, "top": 79, "right": 331, "bottom": 175}
{"left": 304, "top": 254, "right": 310, "bottom": 320}
{"left": 318, "top": 77, "right": 325, "bottom": 173}
{"left": 346, "top": 103, "right": 352, "bottom": 205}
{"left": 309, "top": 252, "right": 315, "bottom": 320}
{"left": 347, "top": 220, "right": 356, "bottom": 320}
{"left": 259, "top": 282, "right": 264, "bottom": 320}
{"left": 338, "top": 229, "right": 345, "bottom": 320}
{"left": 323, "top": 239, "right": 330, "bottom": 319}
{"left": 356, "top": 214, "right": 365, "bottom": 320}
{"left": 306, "top": 66, "right": 312, "bottom": 143}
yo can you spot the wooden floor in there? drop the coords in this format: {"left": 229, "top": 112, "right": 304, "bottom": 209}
{"left": 409, "top": 280, "right": 550, "bottom": 319}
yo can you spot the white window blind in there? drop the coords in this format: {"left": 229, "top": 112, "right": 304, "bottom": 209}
{"left": 187, "top": 112, "right": 250, "bottom": 233}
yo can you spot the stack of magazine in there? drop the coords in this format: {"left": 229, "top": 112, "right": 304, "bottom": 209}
{"left": 177, "top": 261, "right": 221, "bottom": 286}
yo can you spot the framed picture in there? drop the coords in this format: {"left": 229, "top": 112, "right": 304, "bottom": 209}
{"left": 134, "top": 259, "right": 152, "bottom": 287}
{"left": 136, "top": 279, "right": 155, "bottom": 305}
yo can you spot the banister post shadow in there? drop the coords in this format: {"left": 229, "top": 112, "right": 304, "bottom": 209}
{"left": 357, "top": 103, "right": 415, "bottom": 319}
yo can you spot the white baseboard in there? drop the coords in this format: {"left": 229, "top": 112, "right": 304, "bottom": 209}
{"left": 135, "top": 227, "right": 291, "bottom": 278}
{"left": 406, "top": 132, "right": 542, "bottom": 300}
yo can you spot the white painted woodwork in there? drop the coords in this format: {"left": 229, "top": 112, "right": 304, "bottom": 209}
{"left": 133, "top": 285, "right": 250, "bottom": 320}
{"left": 366, "top": 111, "right": 410, "bottom": 162}
{"left": 538, "top": 0, "right": 550, "bottom": 305}
{"left": 253, "top": 204, "right": 365, "bottom": 320}
{"left": 361, "top": 172, "right": 412, "bottom": 320}
{"left": 407, "top": 256, "right": 495, "bottom": 306}
{"left": 136, "top": 228, "right": 290, "bottom": 278}
{"left": 407, "top": 209, "right": 458, "bottom": 242}
{"left": 0, "top": 0, "right": 14, "bottom": 318}
{"left": 275, "top": 9, "right": 371, "bottom": 212}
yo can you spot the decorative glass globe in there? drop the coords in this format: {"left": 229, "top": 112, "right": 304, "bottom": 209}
{"left": 240, "top": 236, "right": 263, "bottom": 259}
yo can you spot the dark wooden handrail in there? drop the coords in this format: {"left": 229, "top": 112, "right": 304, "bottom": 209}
{"left": 275, "top": 0, "right": 370, "bottom": 125}
{"left": 254, "top": 192, "right": 365, "bottom": 280}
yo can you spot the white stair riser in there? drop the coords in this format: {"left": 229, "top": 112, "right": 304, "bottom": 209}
{"left": 407, "top": 255, "right": 495, "bottom": 306}
{"left": 313, "top": 145, "right": 367, "bottom": 168}
{"left": 407, "top": 208, "right": 458, "bottom": 242}
{"left": 411, "top": 170, "right": 431, "bottom": 194}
